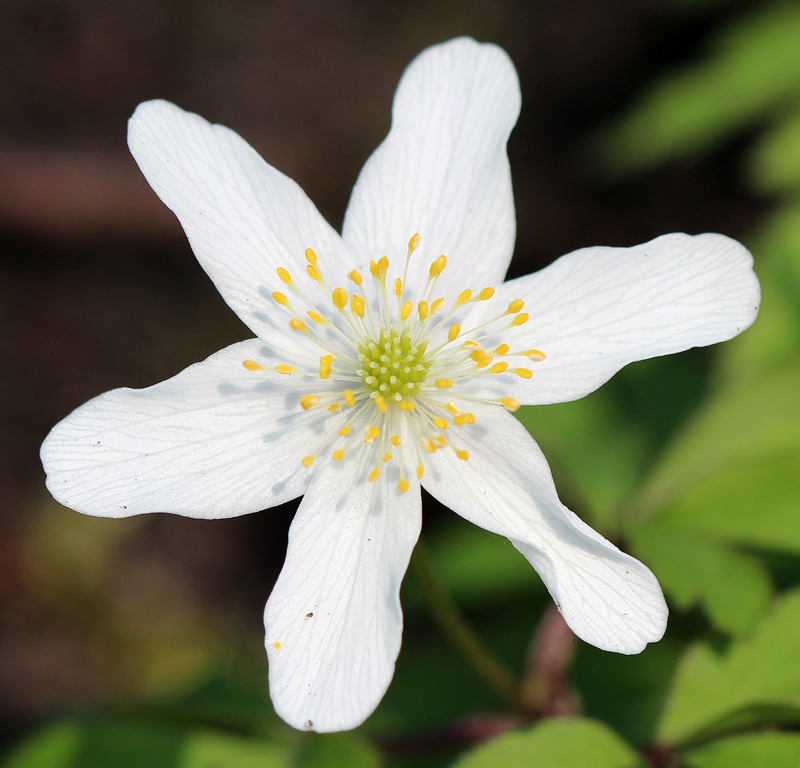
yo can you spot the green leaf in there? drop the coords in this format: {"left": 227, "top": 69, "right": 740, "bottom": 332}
{"left": 295, "top": 733, "right": 382, "bottom": 768}
{"left": 630, "top": 523, "right": 771, "bottom": 636}
{"left": 658, "top": 588, "right": 800, "bottom": 744}
{"left": 452, "top": 718, "right": 642, "bottom": 768}
{"left": 597, "top": 2, "right": 800, "bottom": 170}
{"left": 684, "top": 732, "right": 800, "bottom": 768}
{"left": 749, "top": 109, "right": 800, "bottom": 194}
{"left": 178, "top": 729, "right": 290, "bottom": 767}
{"left": 658, "top": 456, "right": 800, "bottom": 553}
{"left": 633, "top": 361, "right": 800, "bottom": 519}
{"left": 1, "top": 722, "right": 82, "bottom": 768}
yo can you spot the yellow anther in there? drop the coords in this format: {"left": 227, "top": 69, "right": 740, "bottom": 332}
{"left": 349, "top": 269, "right": 363, "bottom": 286}
{"left": 307, "top": 264, "right": 322, "bottom": 281}
{"left": 398, "top": 478, "right": 409, "bottom": 493}
{"left": 344, "top": 390, "right": 356, "bottom": 407}
{"left": 435, "top": 379, "right": 453, "bottom": 388}
{"left": 390, "top": 435, "right": 400, "bottom": 447}
{"left": 448, "top": 324, "right": 461, "bottom": 342}
{"left": 277, "top": 267, "right": 292, "bottom": 285}
{"left": 365, "top": 427, "right": 380, "bottom": 443}
{"left": 408, "top": 233, "right": 421, "bottom": 253}
{"left": 274, "top": 364, "right": 294, "bottom": 374}
{"left": 399, "top": 400, "right": 415, "bottom": 411}
{"left": 378, "top": 256, "right": 389, "bottom": 275}
{"left": 368, "top": 467, "right": 380, "bottom": 483}
{"left": 300, "top": 395, "right": 320, "bottom": 410}
{"left": 332, "top": 449, "right": 344, "bottom": 461}
{"left": 513, "top": 368, "right": 533, "bottom": 379}
{"left": 454, "top": 413, "right": 476, "bottom": 426}
{"left": 328, "top": 404, "right": 341, "bottom": 412}
{"left": 494, "top": 344, "right": 510, "bottom": 355}
{"left": 511, "top": 313, "right": 529, "bottom": 327}
{"left": 273, "top": 641, "right": 281, "bottom": 649}
{"left": 307, "top": 311, "right": 325, "bottom": 324}
{"left": 526, "top": 349, "right": 546, "bottom": 361}
{"left": 470, "top": 348, "right": 487, "bottom": 362}
{"left": 489, "top": 362, "right": 508, "bottom": 374}
{"left": 500, "top": 397, "right": 520, "bottom": 412}
{"left": 382, "top": 452, "right": 392, "bottom": 462}
{"left": 302, "top": 455, "right": 315, "bottom": 468}
{"left": 456, "top": 289, "right": 472, "bottom": 305}
{"left": 375, "top": 395, "right": 388, "bottom": 413}
{"left": 401, "top": 301, "right": 413, "bottom": 321}
{"left": 416, "top": 465, "right": 425, "bottom": 479}
{"left": 435, "top": 436, "right": 447, "bottom": 448}
{"left": 477, "top": 357, "right": 494, "bottom": 369}
{"left": 507, "top": 299, "right": 525, "bottom": 313}
{"left": 369, "top": 260, "right": 379, "bottom": 278}
{"left": 445, "top": 403, "right": 459, "bottom": 414}
{"left": 478, "top": 287, "right": 495, "bottom": 301}
{"left": 431, "top": 298, "right": 445, "bottom": 314}
{"left": 433, "top": 417, "right": 449, "bottom": 430}
{"left": 290, "top": 318, "right": 306, "bottom": 332}
{"left": 393, "top": 278, "right": 403, "bottom": 297}
{"left": 319, "top": 355, "right": 333, "bottom": 380}
{"left": 429, "top": 254, "right": 447, "bottom": 277}
{"left": 243, "top": 360, "right": 265, "bottom": 371}
{"left": 418, "top": 301, "right": 429, "bottom": 321}
{"left": 456, "top": 449, "right": 469, "bottom": 461}
{"left": 338, "top": 426, "right": 351, "bottom": 436}
{"left": 305, "top": 247, "right": 318, "bottom": 266}
{"left": 332, "top": 288, "right": 348, "bottom": 310}
{"left": 272, "top": 291, "right": 289, "bottom": 306}
{"left": 463, "top": 340, "right": 478, "bottom": 348}
{"left": 351, "top": 294, "right": 365, "bottom": 317}
{"left": 422, "top": 437, "right": 436, "bottom": 453}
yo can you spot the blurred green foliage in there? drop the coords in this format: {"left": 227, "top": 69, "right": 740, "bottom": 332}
{"left": 6, "top": 1, "right": 800, "bottom": 766}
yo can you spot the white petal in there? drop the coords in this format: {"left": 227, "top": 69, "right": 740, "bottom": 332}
{"left": 128, "top": 100, "right": 352, "bottom": 340}
{"left": 462, "top": 233, "right": 760, "bottom": 405}
{"left": 421, "top": 402, "right": 667, "bottom": 654}
{"left": 342, "top": 37, "right": 520, "bottom": 299}
{"left": 41, "top": 340, "right": 324, "bottom": 519}
{"left": 265, "top": 451, "right": 421, "bottom": 732}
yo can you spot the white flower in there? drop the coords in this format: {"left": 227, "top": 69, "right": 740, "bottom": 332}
{"left": 41, "top": 37, "right": 760, "bottom": 733}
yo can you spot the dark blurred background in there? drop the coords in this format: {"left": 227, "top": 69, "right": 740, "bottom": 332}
{"left": 0, "top": 0, "right": 765, "bottom": 753}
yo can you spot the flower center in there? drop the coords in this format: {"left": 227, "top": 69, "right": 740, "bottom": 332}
{"left": 358, "top": 328, "right": 431, "bottom": 402}
{"left": 240, "top": 233, "right": 545, "bottom": 491}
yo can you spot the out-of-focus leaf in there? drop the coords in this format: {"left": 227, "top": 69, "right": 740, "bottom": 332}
{"left": 684, "top": 731, "right": 800, "bottom": 767}
{"left": 631, "top": 523, "right": 771, "bottom": 636}
{"left": 597, "top": 2, "right": 800, "bottom": 170}
{"left": 633, "top": 361, "right": 800, "bottom": 519}
{"left": 178, "top": 729, "right": 290, "bottom": 767}
{"left": 1, "top": 722, "right": 82, "bottom": 768}
{"left": 749, "top": 110, "right": 800, "bottom": 194}
{"left": 516, "top": 391, "right": 646, "bottom": 533}
{"left": 295, "top": 733, "right": 382, "bottom": 768}
{"left": 658, "top": 589, "right": 800, "bottom": 744}
{"left": 658, "top": 456, "right": 800, "bottom": 553}
{"left": 451, "top": 718, "right": 642, "bottom": 768}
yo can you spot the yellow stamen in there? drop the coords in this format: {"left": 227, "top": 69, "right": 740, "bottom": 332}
{"left": 477, "top": 357, "right": 494, "bottom": 369}
{"left": 338, "top": 426, "right": 351, "bottom": 436}
{"left": 513, "top": 368, "right": 533, "bottom": 379}
{"left": 393, "top": 278, "right": 403, "bottom": 297}
{"left": 307, "top": 264, "right": 322, "bottom": 281}
{"left": 344, "top": 390, "right": 356, "bottom": 407}
{"left": 300, "top": 395, "right": 320, "bottom": 410}
{"left": 349, "top": 269, "right": 363, "bottom": 286}
{"left": 489, "top": 362, "right": 508, "bottom": 374}
{"left": 274, "top": 364, "right": 294, "bottom": 374}
{"left": 416, "top": 465, "right": 425, "bottom": 479}
{"left": 478, "top": 287, "right": 495, "bottom": 301}
{"left": 307, "top": 311, "right": 325, "bottom": 324}
{"left": 422, "top": 438, "right": 436, "bottom": 453}
{"left": 445, "top": 403, "right": 459, "bottom": 414}
{"left": 418, "top": 301, "right": 429, "bottom": 321}
{"left": 455, "top": 289, "right": 472, "bottom": 305}
{"left": 448, "top": 324, "right": 460, "bottom": 342}
{"left": 434, "top": 436, "right": 447, "bottom": 448}
{"left": 243, "top": 360, "right": 265, "bottom": 371}
{"left": 429, "top": 255, "right": 447, "bottom": 277}
{"left": 302, "top": 455, "right": 315, "bottom": 468}
{"left": 456, "top": 450, "right": 469, "bottom": 461}
{"left": 526, "top": 349, "right": 546, "bottom": 361}
{"left": 433, "top": 417, "right": 448, "bottom": 430}
{"left": 454, "top": 413, "right": 475, "bottom": 426}
{"left": 272, "top": 291, "right": 289, "bottom": 306}
{"left": 398, "top": 478, "right": 409, "bottom": 493}
{"left": 435, "top": 379, "right": 453, "bottom": 388}
{"left": 401, "top": 301, "right": 413, "bottom": 321}
{"left": 494, "top": 344, "right": 510, "bottom": 355}
{"left": 328, "top": 404, "right": 341, "bottom": 412}
{"left": 332, "top": 449, "right": 344, "bottom": 461}
{"left": 382, "top": 452, "right": 392, "bottom": 462}
{"left": 290, "top": 318, "right": 306, "bottom": 332}
{"left": 332, "top": 287, "right": 348, "bottom": 310}
{"left": 431, "top": 298, "right": 445, "bottom": 314}
{"left": 305, "top": 247, "right": 317, "bottom": 266}
{"left": 511, "top": 313, "right": 529, "bottom": 327}
{"left": 399, "top": 400, "right": 415, "bottom": 411}
{"left": 408, "top": 233, "right": 421, "bottom": 253}
{"left": 277, "top": 267, "right": 292, "bottom": 285}
{"left": 500, "top": 397, "right": 520, "bottom": 411}
{"left": 365, "top": 427, "right": 380, "bottom": 443}
{"left": 375, "top": 395, "right": 388, "bottom": 413}
{"left": 390, "top": 435, "right": 400, "bottom": 446}
{"left": 351, "top": 295, "right": 365, "bottom": 317}
{"left": 507, "top": 299, "right": 525, "bottom": 313}
{"left": 368, "top": 467, "right": 380, "bottom": 482}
